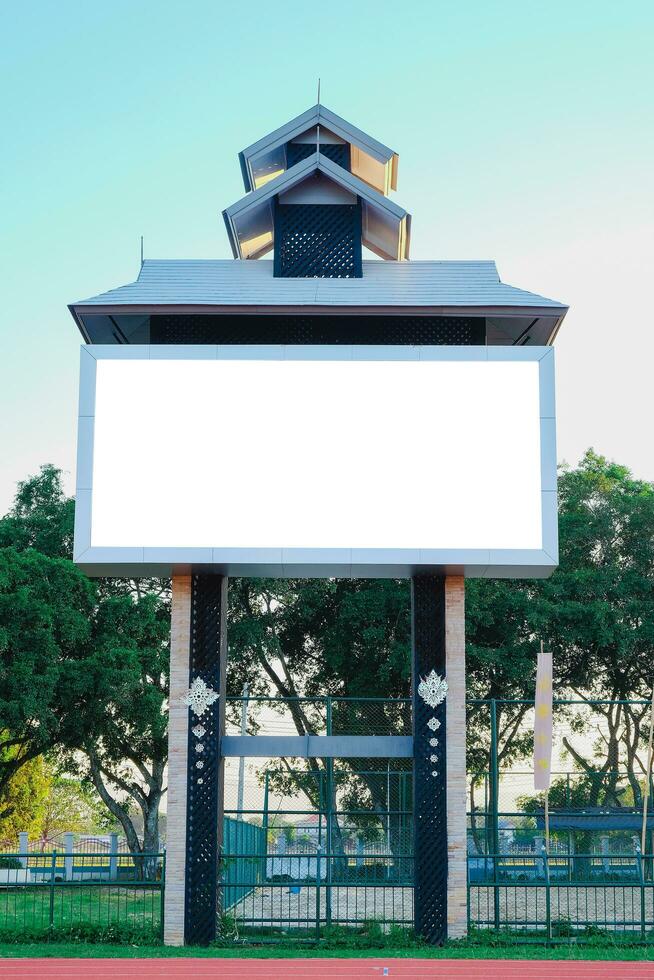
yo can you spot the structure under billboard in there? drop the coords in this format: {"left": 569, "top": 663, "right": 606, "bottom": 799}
{"left": 69, "top": 102, "right": 568, "bottom": 946}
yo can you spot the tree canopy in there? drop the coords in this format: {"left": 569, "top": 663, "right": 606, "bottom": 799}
{"left": 0, "top": 546, "right": 94, "bottom": 812}
{"left": 2, "top": 450, "right": 653, "bottom": 857}
{"left": 0, "top": 466, "right": 169, "bottom": 869}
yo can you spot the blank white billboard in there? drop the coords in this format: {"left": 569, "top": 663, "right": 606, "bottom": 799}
{"left": 74, "top": 346, "right": 557, "bottom": 578}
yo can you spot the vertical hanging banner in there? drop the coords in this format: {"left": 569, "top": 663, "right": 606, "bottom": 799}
{"left": 534, "top": 643, "right": 553, "bottom": 792}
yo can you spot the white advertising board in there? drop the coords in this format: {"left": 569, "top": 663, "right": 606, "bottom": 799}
{"left": 74, "top": 346, "right": 557, "bottom": 578}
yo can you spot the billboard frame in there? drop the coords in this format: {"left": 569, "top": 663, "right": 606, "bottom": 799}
{"left": 74, "top": 344, "right": 557, "bottom": 579}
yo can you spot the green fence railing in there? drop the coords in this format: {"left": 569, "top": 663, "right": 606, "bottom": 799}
{"left": 223, "top": 815, "right": 266, "bottom": 910}
{"left": 468, "top": 845, "right": 654, "bottom": 940}
{"left": 0, "top": 851, "right": 164, "bottom": 940}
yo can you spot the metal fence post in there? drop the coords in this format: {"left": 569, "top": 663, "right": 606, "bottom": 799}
{"left": 636, "top": 843, "right": 646, "bottom": 940}
{"left": 262, "top": 773, "right": 269, "bottom": 887}
{"left": 315, "top": 847, "right": 322, "bottom": 941}
{"left": 109, "top": 832, "right": 118, "bottom": 881}
{"left": 18, "top": 832, "right": 28, "bottom": 869}
{"left": 542, "top": 845, "right": 551, "bottom": 943}
{"left": 49, "top": 850, "right": 57, "bottom": 932}
{"left": 490, "top": 698, "right": 500, "bottom": 930}
{"left": 160, "top": 850, "right": 166, "bottom": 939}
{"left": 64, "top": 832, "right": 74, "bottom": 881}
{"left": 325, "top": 696, "right": 333, "bottom": 933}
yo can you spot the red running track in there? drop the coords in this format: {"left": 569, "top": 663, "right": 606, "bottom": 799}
{"left": 2, "top": 960, "right": 654, "bottom": 979}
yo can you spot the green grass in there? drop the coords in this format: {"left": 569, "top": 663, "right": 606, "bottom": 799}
{"left": 0, "top": 885, "right": 161, "bottom": 942}
{"left": 3, "top": 886, "right": 654, "bottom": 960}
{"left": 3, "top": 941, "right": 654, "bottom": 959}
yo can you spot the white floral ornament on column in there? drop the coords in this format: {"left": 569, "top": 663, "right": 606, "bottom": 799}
{"left": 418, "top": 670, "right": 448, "bottom": 709}
{"left": 183, "top": 677, "right": 219, "bottom": 717}
{"left": 417, "top": 671, "right": 447, "bottom": 778}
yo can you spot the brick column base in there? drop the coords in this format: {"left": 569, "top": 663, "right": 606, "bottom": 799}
{"left": 163, "top": 575, "right": 191, "bottom": 946}
{"left": 445, "top": 575, "right": 467, "bottom": 939}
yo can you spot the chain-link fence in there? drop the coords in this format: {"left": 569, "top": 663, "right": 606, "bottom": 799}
{"left": 468, "top": 698, "right": 654, "bottom": 863}
{"left": 221, "top": 696, "right": 414, "bottom": 938}
{"left": 5, "top": 695, "right": 654, "bottom": 943}
{"left": 221, "top": 694, "right": 654, "bottom": 941}
{"left": 468, "top": 697, "right": 654, "bottom": 938}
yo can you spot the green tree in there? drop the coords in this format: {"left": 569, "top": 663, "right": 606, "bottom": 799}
{"left": 540, "top": 451, "right": 654, "bottom": 809}
{"left": 0, "top": 546, "right": 94, "bottom": 813}
{"left": 0, "top": 466, "right": 169, "bottom": 875}
{"left": 0, "top": 753, "right": 51, "bottom": 845}
{"left": 60, "top": 587, "right": 169, "bottom": 875}
{"left": 39, "top": 775, "right": 119, "bottom": 843}
{"left": 227, "top": 452, "right": 654, "bottom": 854}
{"left": 0, "top": 464, "right": 74, "bottom": 559}
{"left": 463, "top": 451, "right": 654, "bottom": 844}
{"left": 228, "top": 578, "right": 413, "bottom": 861}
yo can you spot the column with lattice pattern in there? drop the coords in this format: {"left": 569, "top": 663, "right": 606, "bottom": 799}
{"left": 412, "top": 574, "right": 467, "bottom": 942}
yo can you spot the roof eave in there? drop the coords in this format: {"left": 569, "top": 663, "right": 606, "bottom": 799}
{"left": 70, "top": 302, "right": 568, "bottom": 318}
{"left": 238, "top": 150, "right": 252, "bottom": 193}
{"left": 68, "top": 303, "right": 91, "bottom": 342}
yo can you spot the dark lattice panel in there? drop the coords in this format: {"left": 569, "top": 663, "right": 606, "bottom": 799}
{"left": 273, "top": 204, "right": 362, "bottom": 278}
{"left": 286, "top": 142, "right": 351, "bottom": 171}
{"left": 150, "top": 314, "right": 485, "bottom": 345}
{"left": 411, "top": 575, "right": 448, "bottom": 945}
{"left": 185, "top": 575, "right": 227, "bottom": 946}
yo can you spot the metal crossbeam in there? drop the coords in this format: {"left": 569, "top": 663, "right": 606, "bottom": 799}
{"left": 221, "top": 735, "right": 413, "bottom": 758}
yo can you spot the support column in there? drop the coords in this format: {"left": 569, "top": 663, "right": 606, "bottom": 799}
{"left": 412, "top": 574, "right": 467, "bottom": 943}
{"left": 164, "top": 574, "right": 192, "bottom": 946}
{"left": 164, "top": 574, "right": 228, "bottom": 947}
{"left": 412, "top": 575, "right": 447, "bottom": 944}
{"left": 445, "top": 575, "right": 467, "bottom": 939}
{"left": 183, "top": 574, "right": 228, "bottom": 945}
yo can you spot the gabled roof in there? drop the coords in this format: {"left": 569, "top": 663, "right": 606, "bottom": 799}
{"left": 70, "top": 259, "right": 568, "bottom": 348}
{"left": 239, "top": 103, "right": 398, "bottom": 195}
{"left": 223, "top": 152, "right": 410, "bottom": 263}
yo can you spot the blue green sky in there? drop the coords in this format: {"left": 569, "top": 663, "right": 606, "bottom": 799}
{"left": 1, "top": 0, "right": 653, "bottom": 509}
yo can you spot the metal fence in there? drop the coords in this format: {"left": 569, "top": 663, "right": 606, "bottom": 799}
{"left": 220, "top": 694, "right": 654, "bottom": 942}
{"left": 465, "top": 696, "right": 654, "bottom": 939}
{"left": 468, "top": 846, "right": 654, "bottom": 939}
{"left": 222, "top": 695, "right": 413, "bottom": 938}
{"left": 4, "top": 694, "right": 654, "bottom": 943}
{"left": 0, "top": 819, "right": 264, "bottom": 940}
{"left": 468, "top": 698, "right": 654, "bottom": 861}
{"left": 0, "top": 851, "right": 164, "bottom": 939}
